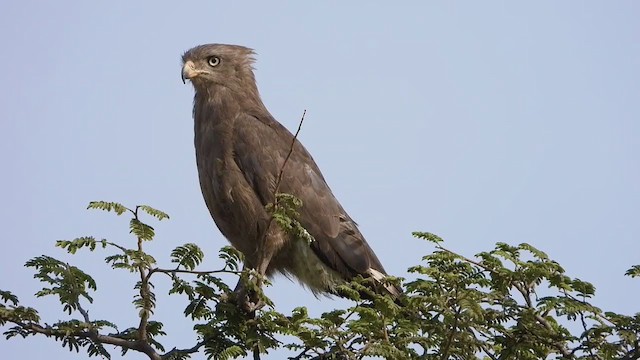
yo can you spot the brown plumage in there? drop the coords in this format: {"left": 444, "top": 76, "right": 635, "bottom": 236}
{"left": 181, "top": 44, "right": 400, "bottom": 301}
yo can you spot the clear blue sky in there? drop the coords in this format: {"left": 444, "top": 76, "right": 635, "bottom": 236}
{"left": 1, "top": 2, "right": 638, "bottom": 359}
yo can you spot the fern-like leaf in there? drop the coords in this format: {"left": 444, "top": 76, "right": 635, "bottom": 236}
{"left": 138, "top": 205, "right": 170, "bottom": 221}
{"left": 171, "top": 244, "right": 204, "bottom": 271}
{"left": 130, "top": 218, "right": 155, "bottom": 241}
{"left": 87, "top": 201, "right": 129, "bottom": 215}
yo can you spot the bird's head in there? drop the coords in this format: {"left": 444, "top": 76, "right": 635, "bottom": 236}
{"left": 181, "top": 44, "right": 257, "bottom": 92}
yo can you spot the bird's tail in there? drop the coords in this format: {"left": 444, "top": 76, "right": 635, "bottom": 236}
{"left": 366, "top": 268, "right": 403, "bottom": 298}
{"left": 334, "top": 268, "right": 404, "bottom": 306}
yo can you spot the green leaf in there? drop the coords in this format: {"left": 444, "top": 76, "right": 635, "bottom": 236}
{"left": 218, "top": 345, "right": 246, "bottom": 360}
{"left": 56, "top": 237, "right": 98, "bottom": 254}
{"left": 518, "top": 243, "right": 549, "bottom": 260}
{"left": 412, "top": 231, "right": 444, "bottom": 244}
{"left": 138, "top": 205, "right": 170, "bottom": 221}
{"left": 0, "top": 290, "right": 19, "bottom": 306}
{"left": 130, "top": 218, "right": 155, "bottom": 241}
{"left": 625, "top": 265, "right": 640, "bottom": 278}
{"left": 218, "top": 246, "right": 243, "bottom": 271}
{"left": 87, "top": 201, "right": 128, "bottom": 215}
{"left": 24, "top": 256, "right": 96, "bottom": 314}
{"left": 171, "top": 244, "right": 204, "bottom": 271}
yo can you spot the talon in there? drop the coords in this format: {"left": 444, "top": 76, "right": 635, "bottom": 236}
{"left": 242, "top": 297, "right": 265, "bottom": 313}
{"left": 233, "top": 280, "right": 266, "bottom": 313}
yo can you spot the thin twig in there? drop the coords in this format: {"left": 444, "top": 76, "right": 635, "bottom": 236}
{"left": 274, "top": 109, "right": 306, "bottom": 196}
{"left": 162, "top": 340, "right": 207, "bottom": 360}
{"left": 76, "top": 302, "right": 91, "bottom": 324}
{"left": 134, "top": 207, "right": 151, "bottom": 342}
{"left": 103, "top": 240, "right": 129, "bottom": 254}
{"left": 478, "top": 342, "right": 499, "bottom": 360}
{"left": 288, "top": 347, "right": 311, "bottom": 360}
{"left": 64, "top": 264, "right": 92, "bottom": 324}
{"left": 258, "top": 110, "right": 307, "bottom": 247}
{"left": 436, "top": 245, "right": 491, "bottom": 272}
{"left": 149, "top": 268, "right": 242, "bottom": 277}
{"left": 577, "top": 294, "right": 603, "bottom": 360}
{"left": 534, "top": 312, "right": 574, "bottom": 358}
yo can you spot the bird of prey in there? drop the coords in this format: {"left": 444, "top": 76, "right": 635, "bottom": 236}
{"left": 181, "top": 44, "right": 400, "bottom": 306}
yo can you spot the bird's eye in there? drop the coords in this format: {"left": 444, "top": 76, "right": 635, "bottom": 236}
{"left": 207, "top": 56, "right": 221, "bottom": 67}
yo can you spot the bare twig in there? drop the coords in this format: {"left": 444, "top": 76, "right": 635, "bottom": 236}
{"left": 478, "top": 342, "right": 499, "bottom": 360}
{"left": 288, "top": 347, "right": 312, "bottom": 360}
{"left": 534, "top": 313, "right": 573, "bottom": 358}
{"left": 257, "top": 110, "right": 307, "bottom": 251}
{"left": 274, "top": 109, "right": 306, "bottom": 196}
{"left": 514, "top": 283, "right": 533, "bottom": 308}
{"left": 436, "top": 245, "right": 490, "bottom": 272}
{"left": 76, "top": 302, "right": 91, "bottom": 324}
{"left": 162, "top": 340, "right": 207, "bottom": 360}
{"left": 149, "top": 267, "right": 242, "bottom": 277}
{"left": 102, "top": 240, "right": 129, "bottom": 254}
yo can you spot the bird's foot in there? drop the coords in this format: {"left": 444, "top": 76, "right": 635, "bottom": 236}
{"left": 232, "top": 276, "right": 266, "bottom": 314}
{"left": 235, "top": 287, "right": 265, "bottom": 313}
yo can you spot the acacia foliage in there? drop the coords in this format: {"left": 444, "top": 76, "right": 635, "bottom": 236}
{"left": 1, "top": 202, "right": 639, "bottom": 360}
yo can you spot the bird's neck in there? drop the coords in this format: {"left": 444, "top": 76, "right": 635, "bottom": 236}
{"left": 197, "top": 85, "right": 267, "bottom": 122}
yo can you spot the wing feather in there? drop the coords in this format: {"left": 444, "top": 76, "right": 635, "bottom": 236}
{"left": 232, "top": 112, "right": 388, "bottom": 281}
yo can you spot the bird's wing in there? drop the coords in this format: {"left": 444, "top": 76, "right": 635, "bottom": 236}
{"left": 232, "top": 112, "right": 389, "bottom": 281}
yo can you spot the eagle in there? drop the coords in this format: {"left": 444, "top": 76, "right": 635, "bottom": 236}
{"left": 181, "top": 44, "right": 400, "bottom": 309}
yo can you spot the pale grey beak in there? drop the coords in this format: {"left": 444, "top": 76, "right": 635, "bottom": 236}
{"left": 181, "top": 61, "right": 198, "bottom": 84}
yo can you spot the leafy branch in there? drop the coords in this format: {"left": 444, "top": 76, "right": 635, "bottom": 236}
{"left": 1, "top": 210, "right": 639, "bottom": 359}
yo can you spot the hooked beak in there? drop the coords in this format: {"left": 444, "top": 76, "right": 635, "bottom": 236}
{"left": 181, "top": 61, "right": 198, "bottom": 84}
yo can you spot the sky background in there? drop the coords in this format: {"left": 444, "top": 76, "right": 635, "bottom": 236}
{"left": 1, "top": 2, "right": 638, "bottom": 359}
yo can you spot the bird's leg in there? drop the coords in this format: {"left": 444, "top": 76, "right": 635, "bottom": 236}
{"left": 232, "top": 263, "right": 266, "bottom": 314}
{"left": 234, "top": 229, "right": 284, "bottom": 313}
{"left": 230, "top": 219, "right": 287, "bottom": 314}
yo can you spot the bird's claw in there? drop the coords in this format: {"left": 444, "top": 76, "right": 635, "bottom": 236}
{"left": 233, "top": 280, "right": 265, "bottom": 314}
{"left": 240, "top": 296, "right": 265, "bottom": 313}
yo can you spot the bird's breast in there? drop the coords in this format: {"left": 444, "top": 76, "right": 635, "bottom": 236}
{"left": 194, "top": 132, "right": 268, "bottom": 257}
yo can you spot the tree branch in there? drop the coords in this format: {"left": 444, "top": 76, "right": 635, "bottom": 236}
{"left": 274, "top": 109, "right": 306, "bottom": 196}
{"left": 11, "top": 320, "right": 161, "bottom": 360}
{"left": 149, "top": 267, "right": 241, "bottom": 277}
{"left": 161, "top": 340, "right": 206, "bottom": 360}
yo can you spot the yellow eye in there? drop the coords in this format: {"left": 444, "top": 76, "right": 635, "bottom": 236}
{"left": 207, "top": 56, "right": 221, "bottom": 67}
